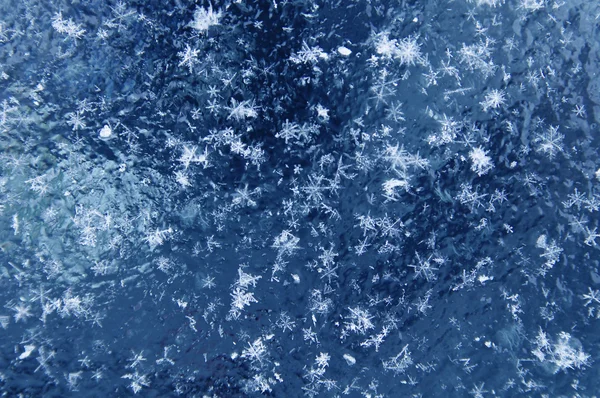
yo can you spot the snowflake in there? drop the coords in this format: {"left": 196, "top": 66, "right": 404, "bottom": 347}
{"left": 534, "top": 125, "right": 563, "bottom": 159}
{"left": 275, "top": 120, "right": 302, "bottom": 144}
{"left": 374, "top": 32, "right": 398, "bottom": 59}
{"left": 536, "top": 234, "right": 562, "bottom": 269}
{"left": 374, "top": 33, "right": 422, "bottom": 66}
{"left": 301, "top": 174, "right": 331, "bottom": 203}
{"left": 155, "top": 256, "right": 174, "bottom": 273}
{"left": 303, "top": 327, "right": 320, "bottom": 345}
{"left": 242, "top": 338, "right": 267, "bottom": 365}
{"left": 245, "top": 373, "right": 273, "bottom": 394}
{"left": 361, "top": 327, "right": 390, "bottom": 352}
{"left": 456, "top": 183, "right": 488, "bottom": 211}
{"left": 190, "top": 5, "right": 222, "bottom": 34}
{"left": 355, "top": 213, "right": 378, "bottom": 236}
{"left": 469, "top": 146, "right": 494, "bottom": 176}
{"left": 289, "top": 41, "right": 328, "bottom": 64}
{"left": 229, "top": 288, "right": 258, "bottom": 319}
{"left": 469, "top": 0, "right": 505, "bottom": 6}
{"left": 394, "top": 36, "right": 423, "bottom": 66}
{"left": 382, "top": 345, "right": 413, "bottom": 375}
{"left": 408, "top": 252, "right": 439, "bottom": 282}
{"left": 122, "top": 371, "right": 150, "bottom": 394}
{"left": 344, "top": 307, "right": 375, "bottom": 335}
{"left": 309, "top": 289, "right": 333, "bottom": 315}
{"left": 127, "top": 350, "right": 147, "bottom": 369}
{"left": 458, "top": 40, "right": 495, "bottom": 77}
{"left": 318, "top": 244, "right": 338, "bottom": 267}
{"left": 143, "top": 227, "right": 173, "bottom": 250}
{"left": 276, "top": 312, "right": 296, "bottom": 332}
{"left": 518, "top": 0, "right": 545, "bottom": 12}
{"left": 480, "top": 89, "right": 506, "bottom": 112}
{"left": 232, "top": 184, "right": 259, "bottom": 207}
{"left": 276, "top": 120, "right": 318, "bottom": 145}
{"left": 315, "top": 104, "right": 330, "bottom": 122}
{"left": 582, "top": 287, "right": 600, "bottom": 307}
{"left": 52, "top": 13, "right": 86, "bottom": 40}
{"left": 382, "top": 178, "right": 409, "bottom": 201}
{"left": 235, "top": 267, "right": 262, "bottom": 289}
{"left": 272, "top": 230, "right": 301, "bottom": 258}
{"left": 383, "top": 144, "right": 429, "bottom": 176}
{"left": 469, "top": 383, "right": 488, "bottom": 398}
{"left": 369, "top": 70, "right": 399, "bottom": 107}
{"left": 59, "top": 290, "right": 91, "bottom": 318}
{"left": 386, "top": 101, "right": 405, "bottom": 122}
{"left": 315, "top": 352, "right": 330, "bottom": 368}
{"left": 174, "top": 170, "right": 191, "bottom": 188}
{"left": 201, "top": 275, "right": 216, "bottom": 289}
{"left": 178, "top": 145, "right": 210, "bottom": 169}
{"left": 532, "top": 329, "right": 591, "bottom": 373}
{"left": 226, "top": 99, "right": 258, "bottom": 121}
{"left": 584, "top": 227, "right": 600, "bottom": 247}
{"left": 12, "top": 304, "right": 32, "bottom": 323}
{"left": 65, "top": 110, "right": 86, "bottom": 131}
{"left": 177, "top": 44, "right": 200, "bottom": 73}
{"left": 562, "top": 188, "right": 586, "bottom": 210}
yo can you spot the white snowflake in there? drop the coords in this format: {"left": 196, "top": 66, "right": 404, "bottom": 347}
{"left": 469, "top": 147, "right": 494, "bottom": 176}
{"left": 12, "top": 304, "right": 32, "bottom": 323}
{"left": 395, "top": 36, "right": 423, "bottom": 66}
{"left": 534, "top": 125, "right": 564, "bottom": 159}
{"left": 480, "top": 89, "right": 506, "bottom": 112}
{"left": 190, "top": 5, "right": 222, "bottom": 34}
{"left": 177, "top": 44, "right": 200, "bottom": 73}
{"left": 344, "top": 307, "right": 375, "bottom": 335}
{"left": 242, "top": 338, "right": 267, "bottom": 365}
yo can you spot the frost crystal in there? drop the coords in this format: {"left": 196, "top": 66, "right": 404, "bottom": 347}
{"left": 190, "top": 5, "right": 222, "bottom": 34}
{"left": 469, "top": 147, "right": 493, "bottom": 176}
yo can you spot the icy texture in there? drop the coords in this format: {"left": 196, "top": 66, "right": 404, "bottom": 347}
{"left": 0, "top": 0, "right": 599, "bottom": 396}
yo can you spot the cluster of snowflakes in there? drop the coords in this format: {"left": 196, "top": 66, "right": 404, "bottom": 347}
{"left": 0, "top": 0, "right": 599, "bottom": 396}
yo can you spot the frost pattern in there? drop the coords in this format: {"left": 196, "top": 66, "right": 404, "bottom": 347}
{"left": 0, "top": 0, "right": 598, "bottom": 396}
